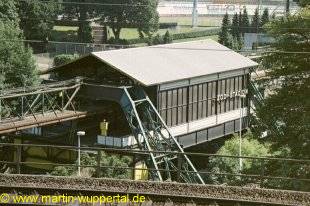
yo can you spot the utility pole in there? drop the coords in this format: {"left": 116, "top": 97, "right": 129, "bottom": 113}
{"left": 192, "top": 0, "right": 198, "bottom": 28}
{"left": 239, "top": 94, "right": 246, "bottom": 172}
{"left": 77, "top": 131, "right": 85, "bottom": 176}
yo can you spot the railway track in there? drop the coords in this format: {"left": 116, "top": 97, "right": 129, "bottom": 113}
{"left": 0, "top": 174, "right": 309, "bottom": 205}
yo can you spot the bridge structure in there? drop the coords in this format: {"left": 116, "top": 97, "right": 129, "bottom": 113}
{"left": 0, "top": 78, "right": 204, "bottom": 184}
{"left": 0, "top": 78, "right": 87, "bottom": 134}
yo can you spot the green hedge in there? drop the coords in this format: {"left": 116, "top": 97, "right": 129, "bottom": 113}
{"left": 107, "top": 29, "right": 220, "bottom": 45}
{"left": 127, "top": 29, "right": 220, "bottom": 45}
{"left": 172, "top": 28, "right": 220, "bottom": 40}
{"left": 159, "top": 22, "right": 178, "bottom": 29}
{"left": 53, "top": 54, "right": 79, "bottom": 67}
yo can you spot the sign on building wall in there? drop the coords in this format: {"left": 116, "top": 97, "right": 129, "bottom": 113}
{"left": 217, "top": 89, "right": 248, "bottom": 101}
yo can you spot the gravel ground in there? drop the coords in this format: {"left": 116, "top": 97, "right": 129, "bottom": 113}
{"left": 0, "top": 174, "right": 309, "bottom": 206}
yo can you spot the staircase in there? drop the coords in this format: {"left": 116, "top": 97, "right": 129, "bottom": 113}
{"left": 120, "top": 86, "right": 205, "bottom": 184}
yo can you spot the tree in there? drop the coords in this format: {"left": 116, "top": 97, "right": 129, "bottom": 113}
{"left": 218, "top": 13, "right": 231, "bottom": 47}
{"left": 260, "top": 8, "right": 270, "bottom": 32}
{"left": 0, "top": 21, "right": 38, "bottom": 88}
{"left": 77, "top": 21, "right": 93, "bottom": 43}
{"left": 100, "top": 0, "right": 159, "bottom": 40}
{"left": 231, "top": 13, "right": 240, "bottom": 39}
{"left": 17, "top": 0, "right": 60, "bottom": 41}
{"left": 62, "top": 0, "right": 96, "bottom": 43}
{"left": 251, "top": 8, "right": 260, "bottom": 33}
{"left": 0, "top": 0, "right": 19, "bottom": 24}
{"left": 50, "top": 152, "right": 131, "bottom": 179}
{"left": 207, "top": 131, "right": 269, "bottom": 185}
{"left": 254, "top": 6, "right": 310, "bottom": 159}
{"left": 163, "top": 30, "right": 173, "bottom": 44}
{"left": 240, "top": 7, "right": 250, "bottom": 34}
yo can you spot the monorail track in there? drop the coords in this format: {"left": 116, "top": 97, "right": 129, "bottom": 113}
{"left": 0, "top": 174, "right": 309, "bottom": 206}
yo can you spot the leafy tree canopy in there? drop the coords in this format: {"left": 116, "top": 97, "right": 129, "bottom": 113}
{"left": 99, "top": 0, "right": 159, "bottom": 40}
{"left": 255, "top": 6, "right": 310, "bottom": 158}
{"left": 17, "top": 0, "right": 61, "bottom": 40}
{"left": 207, "top": 131, "right": 269, "bottom": 185}
{"left": 0, "top": 21, "right": 38, "bottom": 88}
{"left": 0, "top": 0, "right": 19, "bottom": 24}
{"left": 50, "top": 152, "right": 131, "bottom": 179}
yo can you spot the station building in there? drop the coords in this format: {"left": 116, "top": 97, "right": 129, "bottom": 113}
{"left": 45, "top": 39, "right": 258, "bottom": 149}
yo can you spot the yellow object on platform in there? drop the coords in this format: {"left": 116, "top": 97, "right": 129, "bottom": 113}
{"left": 134, "top": 162, "right": 148, "bottom": 180}
{"left": 100, "top": 120, "right": 109, "bottom": 136}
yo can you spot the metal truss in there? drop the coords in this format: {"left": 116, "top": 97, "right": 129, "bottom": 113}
{"left": 120, "top": 86, "right": 205, "bottom": 184}
{"left": 0, "top": 78, "right": 83, "bottom": 134}
{"left": 0, "top": 80, "right": 204, "bottom": 184}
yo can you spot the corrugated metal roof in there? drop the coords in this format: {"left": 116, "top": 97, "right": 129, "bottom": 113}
{"left": 91, "top": 39, "right": 258, "bottom": 86}
{"left": 48, "top": 39, "right": 258, "bottom": 86}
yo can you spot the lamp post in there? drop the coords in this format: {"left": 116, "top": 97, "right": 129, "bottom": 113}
{"left": 77, "top": 131, "right": 85, "bottom": 176}
{"left": 239, "top": 94, "right": 246, "bottom": 172}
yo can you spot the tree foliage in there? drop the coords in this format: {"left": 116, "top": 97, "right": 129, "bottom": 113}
{"left": 218, "top": 13, "right": 230, "bottom": 46}
{"left": 0, "top": 0, "right": 19, "bottom": 24}
{"left": 254, "top": 6, "right": 310, "bottom": 159}
{"left": 53, "top": 54, "right": 79, "bottom": 67}
{"left": 260, "top": 8, "right": 270, "bottom": 28}
{"left": 163, "top": 30, "right": 173, "bottom": 44}
{"left": 99, "top": 0, "right": 159, "bottom": 40}
{"left": 62, "top": 0, "right": 96, "bottom": 43}
{"left": 50, "top": 152, "right": 131, "bottom": 179}
{"left": 240, "top": 7, "right": 250, "bottom": 34}
{"left": 77, "top": 21, "right": 93, "bottom": 43}
{"left": 231, "top": 13, "right": 240, "bottom": 38}
{"left": 207, "top": 131, "right": 269, "bottom": 185}
{"left": 251, "top": 8, "right": 260, "bottom": 33}
{"left": 17, "top": 0, "right": 61, "bottom": 41}
{"left": 219, "top": 13, "right": 242, "bottom": 50}
{"left": 0, "top": 21, "right": 38, "bottom": 88}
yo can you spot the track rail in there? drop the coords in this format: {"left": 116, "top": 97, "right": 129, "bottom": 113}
{"left": 0, "top": 174, "right": 308, "bottom": 206}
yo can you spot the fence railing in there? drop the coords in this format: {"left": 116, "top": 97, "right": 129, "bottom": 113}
{"left": 0, "top": 142, "right": 309, "bottom": 191}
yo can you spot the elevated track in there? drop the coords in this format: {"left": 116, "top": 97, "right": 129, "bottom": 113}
{"left": 0, "top": 79, "right": 86, "bottom": 134}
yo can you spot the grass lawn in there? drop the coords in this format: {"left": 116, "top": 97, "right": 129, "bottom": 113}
{"left": 53, "top": 26, "right": 78, "bottom": 31}
{"left": 133, "top": 35, "right": 219, "bottom": 47}
{"left": 115, "top": 26, "right": 211, "bottom": 40}
{"left": 53, "top": 16, "right": 220, "bottom": 42}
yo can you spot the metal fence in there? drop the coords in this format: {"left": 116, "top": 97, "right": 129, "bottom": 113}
{"left": 0, "top": 142, "right": 309, "bottom": 191}
{"left": 24, "top": 40, "right": 133, "bottom": 56}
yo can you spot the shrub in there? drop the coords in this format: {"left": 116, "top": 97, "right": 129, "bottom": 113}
{"left": 126, "top": 29, "right": 220, "bottom": 45}
{"left": 163, "top": 30, "right": 173, "bottom": 44}
{"left": 107, "top": 37, "right": 130, "bottom": 45}
{"left": 49, "top": 152, "right": 131, "bottom": 179}
{"left": 159, "top": 22, "right": 178, "bottom": 29}
{"left": 53, "top": 54, "right": 79, "bottom": 67}
{"left": 207, "top": 131, "right": 269, "bottom": 185}
{"left": 172, "top": 28, "right": 220, "bottom": 40}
